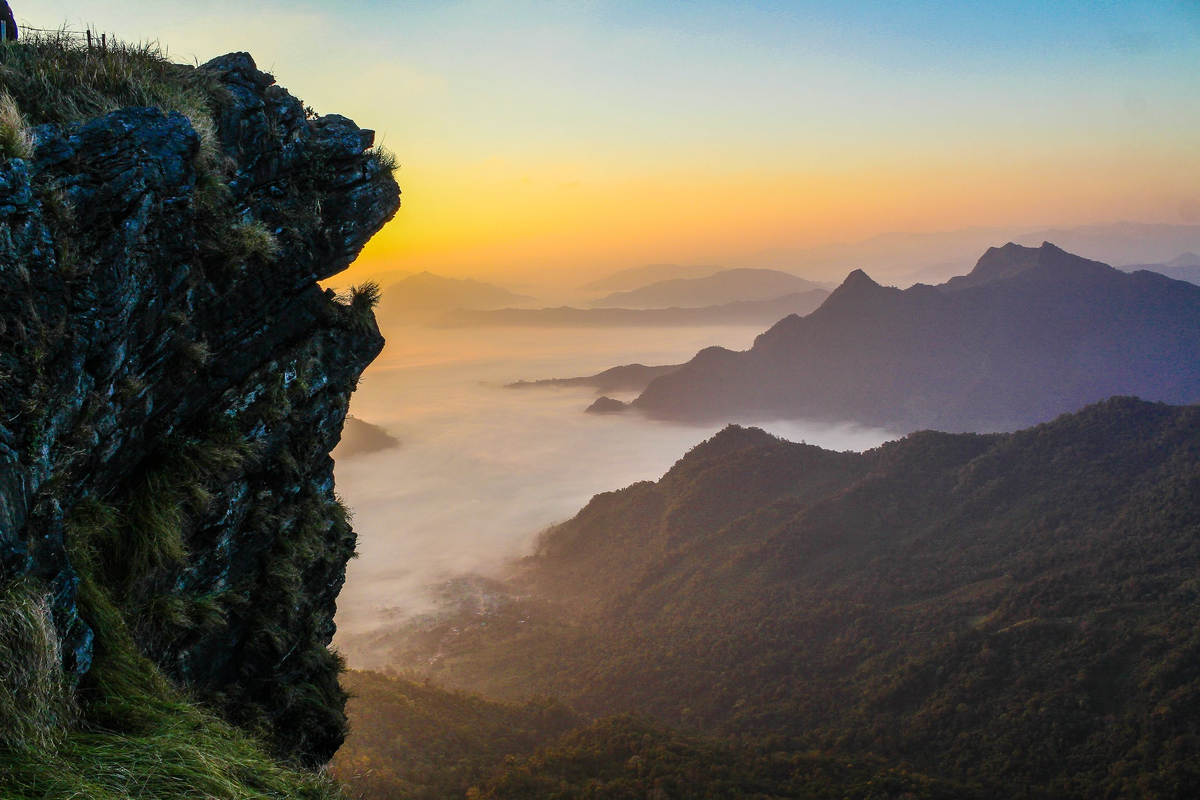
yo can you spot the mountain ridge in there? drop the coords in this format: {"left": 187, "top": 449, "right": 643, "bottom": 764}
{"left": 357, "top": 398, "right": 1200, "bottom": 797}
{"left": 631, "top": 242, "right": 1200, "bottom": 432}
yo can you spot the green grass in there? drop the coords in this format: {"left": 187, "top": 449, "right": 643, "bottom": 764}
{"left": 0, "top": 91, "right": 33, "bottom": 160}
{"left": 0, "top": 30, "right": 219, "bottom": 131}
{"left": 0, "top": 422, "right": 344, "bottom": 799}
{"left": 0, "top": 570, "right": 345, "bottom": 800}
{"left": 0, "top": 579, "right": 76, "bottom": 753}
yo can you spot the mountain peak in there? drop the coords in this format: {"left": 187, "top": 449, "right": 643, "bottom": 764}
{"left": 839, "top": 268, "right": 881, "bottom": 291}
{"left": 942, "top": 240, "right": 1108, "bottom": 291}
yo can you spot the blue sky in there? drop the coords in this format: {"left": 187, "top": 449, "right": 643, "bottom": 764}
{"left": 20, "top": 1, "right": 1200, "bottom": 276}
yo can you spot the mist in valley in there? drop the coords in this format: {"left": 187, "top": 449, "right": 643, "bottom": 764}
{"left": 331, "top": 320, "right": 897, "bottom": 651}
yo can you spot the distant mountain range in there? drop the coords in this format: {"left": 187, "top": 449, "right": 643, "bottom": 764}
{"left": 433, "top": 290, "right": 829, "bottom": 328}
{"left": 1119, "top": 252, "right": 1200, "bottom": 286}
{"left": 358, "top": 398, "right": 1200, "bottom": 797}
{"left": 735, "top": 221, "right": 1200, "bottom": 284}
{"left": 581, "top": 263, "right": 727, "bottom": 292}
{"left": 627, "top": 242, "right": 1200, "bottom": 432}
{"left": 374, "top": 272, "right": 540, "bottom": 323}
{"left": 589, "top": 268, "right": 826, "bottom": 309}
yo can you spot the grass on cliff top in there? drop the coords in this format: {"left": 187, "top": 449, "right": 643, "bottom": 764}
{"left": 0, "top": 29, "right": 218, "bottom": 128}
{"left": 0, "top": 30, "right": 230, "bottom": 182}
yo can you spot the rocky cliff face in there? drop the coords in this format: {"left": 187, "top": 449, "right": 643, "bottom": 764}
{"left": 0, "top": 52, "right": 398, "bottom": 765}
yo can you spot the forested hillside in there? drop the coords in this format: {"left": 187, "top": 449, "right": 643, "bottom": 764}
{"left": 363, "top": 398, "right": 1200, "bottom": 797}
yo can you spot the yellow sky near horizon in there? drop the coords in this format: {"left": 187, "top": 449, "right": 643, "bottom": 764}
{"left": 22, "top": 1, "right": 1200, "bottom": 285}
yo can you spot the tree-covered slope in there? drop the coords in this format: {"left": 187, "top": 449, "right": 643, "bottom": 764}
{"left": 376, "top": 398, "right": 1200, "bottom": 797}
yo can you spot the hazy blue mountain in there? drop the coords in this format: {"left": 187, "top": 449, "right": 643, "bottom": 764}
{"left": 582, "top": 263, "right": 726, "bottom": 292}
{"left": 589, "top": 268, "right": 826, "bottom": 309}
{"left": 433, "top": 289, "right": 829, "bottom": 328}
{"left": 375, "top": 271, "right": 540, "bottom": 323}
{"left": 631, "top": 242, "right": 1200, "bottom": 432}
{"left": 1119, "top": 252, "right": 1200, "bottom": 285}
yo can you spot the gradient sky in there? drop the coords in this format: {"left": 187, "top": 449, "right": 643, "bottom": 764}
{"left": 22, "top": 1, "right": 1200, "bottom": 282}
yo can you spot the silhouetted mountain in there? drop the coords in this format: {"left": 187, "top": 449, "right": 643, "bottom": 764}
{"left": 582, "top": 263, "right": 725, "bottom": 292}
{"left": 370, "top": 398, "right": 1200, "bottom": 797}
{"left": 631, "top": 243, "right": 1200, "bottom": 432}
{"left": 737, "top": 222, "right": 1200, "bottom": 283}
{"left": 375, "top": 272, "right": 540, "bottom": 323}
{"left": 584, "top": 396, "right": 628, "bottom": 414}
{"left": 507, "top": 363, "right": 682, "bottom": 394}
{"left": 333, "top": 416, "right": 400, "bottom": 459}
{"left": 432, "top": 289, "right": 830, "bottom": 328}
{"left": 589, "top": 268, "right": 826, "bottom": 309}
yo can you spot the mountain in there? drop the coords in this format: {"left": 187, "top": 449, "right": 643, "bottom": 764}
{"left": 589, "top": 268, "right": 826, "bottom": 309}
{"left": 433, "top": 289, "right": 830, "bottom": 328}
{"left": 374, "top": 272, "right": 540, "bottom": 323}
{"left": 1119, "top": 252, "right": 1200, "bottom": 286}
{"left": 735, "top": 222, "right": 1200, "bottom": 284}
{"left": 0, "top": 45, "right": 396, "bottom": 797}
{"left": 363, "top": 398, "right": 1200, "bottom": 797}
{"left": 630, "top": 242, "right": 1200, "bottom": 432}
{"left": 330, "top": 670, "right": 581, "bottom": 799}
{"left": 507, "top": 363, "right": 682, "bottom": 394}
{"left": 332, "top": 672, "right": 976, "bottom": 800}
{"left": 581, "top": 263, "right": 725, "bottom": 292}
{"left": 1169, "top": 252, "right": 1200, "bottom": 267}
{"left": 332, "top": 416, "right": 400, "bottom": 458}
{"left": 584, "top": 396, "right": 627, "bottom": 414}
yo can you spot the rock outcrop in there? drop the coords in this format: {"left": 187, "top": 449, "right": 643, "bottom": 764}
{"left": 0, "top": 52, "right": 398, "bottom": 764}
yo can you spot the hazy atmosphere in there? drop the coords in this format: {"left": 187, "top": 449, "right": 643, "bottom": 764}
{"left": 333, "top": 322, "right": 894, "bottom": 636}
{"left": 4, "top": 2, "right": 1200, "bottom": 798}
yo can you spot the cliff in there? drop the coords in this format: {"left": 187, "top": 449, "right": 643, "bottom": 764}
{"left": 0, "top": 36, "right": 398, "bottom": 795}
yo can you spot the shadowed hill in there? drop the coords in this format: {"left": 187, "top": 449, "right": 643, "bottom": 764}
{"left": 632, "top": 243, "right": 1200, "bottom": 432}
{"left": 372, "top": 398, "right": 1200, "bottom": 797}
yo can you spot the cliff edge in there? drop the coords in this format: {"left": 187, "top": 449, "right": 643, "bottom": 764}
{"left": 0, "top": 36, "right": 398, "bottom": 794}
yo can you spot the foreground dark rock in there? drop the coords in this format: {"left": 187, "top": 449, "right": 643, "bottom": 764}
{"left": 0, "top": 53, "right": 399, "bottom": 764}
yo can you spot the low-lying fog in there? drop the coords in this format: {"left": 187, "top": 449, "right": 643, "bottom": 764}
{"left": 332, "top": 323, "right": 898, "bottom": 652}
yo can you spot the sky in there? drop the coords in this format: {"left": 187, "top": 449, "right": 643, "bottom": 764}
{"left": 21, "top": 1, "right": 1200, "bottom": 282}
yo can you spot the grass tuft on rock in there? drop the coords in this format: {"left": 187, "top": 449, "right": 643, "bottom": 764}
{"left": 0, "top": 91, "right": 33, "bottom": 160}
